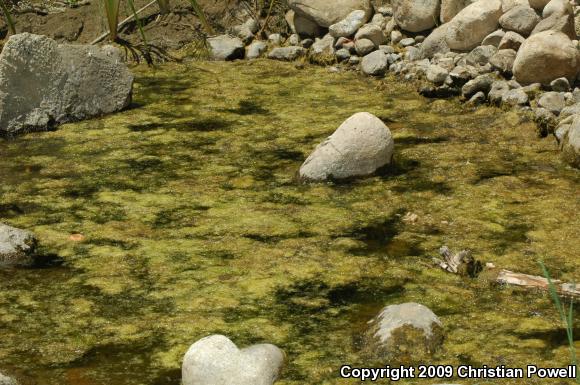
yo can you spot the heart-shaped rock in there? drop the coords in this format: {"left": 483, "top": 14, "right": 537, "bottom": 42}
{"left": 182, "top": 335, "right": 284, "bottom": 385}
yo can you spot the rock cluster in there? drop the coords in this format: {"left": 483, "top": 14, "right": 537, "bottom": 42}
{"left": 208, "top": 0, "right": 580, "bottom": 168}
{"left": 0, "top": 33, "right": 133, "bottom": 135}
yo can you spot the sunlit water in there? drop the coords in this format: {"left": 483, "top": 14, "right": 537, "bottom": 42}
{"left": 0, "top": 61, "right": 578, "bottom": 385}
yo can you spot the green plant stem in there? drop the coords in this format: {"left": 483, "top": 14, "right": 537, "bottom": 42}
{"left": 0, "top": 0, "right": 16, "bottom": 35}
{"left": 188, "top": 0, "right": 213, "bottom": 35}
{"left": 102, "top": 0, "right": 121, "bottom": 41}
{"left": 258, "top": 0, "right": 275, "bottom": 35}
{"left": 539, "top": 261, "right": 579, "bottom": 384}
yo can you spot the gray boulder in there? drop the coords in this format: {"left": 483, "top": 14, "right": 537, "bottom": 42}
{"left": 299, "top": 112, "right": 394, "bottom": 181}
{"left": 268, "top": 33, "right": 283, "bottom": 46}
{"left": 446, "top": 0, "right": 503, "bottom": 51}
{"left": 463, "top": 45, "right": 497, "bottom": 66}
{"left": 246, "top": 41, "right": 268, "bottom": 60}
{"left": 361, "top": 51, "right": 390, "bottom": 76}
{"left": 502, "top": 88, "right": 529, "bottom": 106}
{"left": 232, "top": 19, "right": 259, "bottom": 44}
{"left": 550, "top": 77, "right": 571, "bottom": 92}
{"left": 482, "top": 29, "right": 506, "bottom": 47}
{"left": 498, "top": 31, "right": 525, "bottom": 50}
{"left": 0, "top": 33, "right": 133, "bottom": 136}
{"left": 392, "top": 0, "right": 440, "bottom": 32}
{"left": 399, "top": 38, "right": 416, "bottom": 47}
{"left": 426, "top": 65, "right": 449, "bottom": 85}
{"left": 182, "top": 335, "right": 284, "bottom": 385}
{"left": 488, "top": 80, "right": 511, "bottom": 104}
{"left": 0, "top": 223, "right": 37, "bottom": 267}
{"left": 462, "top": 74, "right": 494, "bottom": 97}
{"left": 355, "top": 24, "right": 387, "bottom": 46}
{"left": 441, "top": 0, "right": 468, "bottom": 23}
{"left": 288, "top": 0, "right": 372, "bottom": 28}
{"left": 311, "top": 35, "right": 336, "bottom": 61}
{"left": 538, "top": 91, "right": 566, "bottom": 114}
{"left": 513, "top": 31, "right": 580, "bottom": 85}
{"left": 419, "top": 24, "right": 451, "bottom": 59}
{"left": 362, "top": 303, "right": 444, "bottom": 361}
{"left": 208, "top": 35, "right": 245, "bottom": 61}
{"left": 329, "top": 10, "right": 369, "bottom": 38}
{"left": 287, "top": 10, "right": 325, "bottom": 37}
{"left": 335, "top": 48, "right": 352, "bottom": 61}
{"left": 489, "top": 49, "right": 517, "bottom": 74}
{"left": 355, "top": 38, "right": 377, "bottom": 56}
{"left": 268, "top": 46, "right": 307, "bottom": 61}
{"left": 499, "top": 5, "right": 541, "bottom": 36}
{"left": 559, "top": 115, "right": 580, "bottom": 168}
{"left": 561, "top": 104, "right": 580, "bottom": 120}
{"left": 531, "top": 0, "right": 576, "bottom": 39}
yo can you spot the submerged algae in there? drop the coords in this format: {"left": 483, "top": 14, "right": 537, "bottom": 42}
{"left": 0, "top": 60, "right": 578, "bottom": 385}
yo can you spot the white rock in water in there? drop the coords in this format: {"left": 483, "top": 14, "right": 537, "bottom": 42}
{"left": 0, "top": 223, "right": 37, "bottom": 267}
{"left": 329, "top": 10, "right": 369, "bottom": 38}
{"left": 0, "top": 33, "right": 133, "bottom": 135}
{"left": 182, "top": 335, "right": 284, "bottom": 385}
{"left": 299, "top": 112, "right": 394, "bottom": 181}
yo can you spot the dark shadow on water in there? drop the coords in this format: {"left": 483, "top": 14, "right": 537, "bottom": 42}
{"left": 128, "top": 118, "right": 232, "bottom": 132}
{"left": 513, "top": 327, "right": 580, "bottom": 350}
{"left": 272, "top": 148, "right": 304, "bottom": 161}
{"left": 222, "top": 100, "right": 270, "bottom": 115}
{"left": 396, "top": 136, "right": 448, "bottom": 146}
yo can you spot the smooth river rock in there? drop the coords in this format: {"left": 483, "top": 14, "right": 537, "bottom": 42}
{"left": 362, "top": 303, "right": 444, "bottom": 361}
{"left": 513, "top": 31, "right": 579, "bottom": 85}
{"left": 559, "top": 115, "right": 580, "bottom": 168}
{"left": 392, "top": 0, "right": 441, "bottom": 33}
{"left": 329, "top": 10, "right": 370, "bottom": 38}
{"left": 182, "top": 335, "right": 284, "bottom": 385}
{"left": 299, "top": 112, "right": 394, "bottom": 181}
{"left": 446, "top": 0, "right": 503, "bottom": 51}
{"left": 0, "top": 223, "right": 37, "bottom": 267}
{"left": 0, "top": 33, "right": 133, "bottom": 136}
{"left": 288, "top": 0, "right": 372, "bottom": 28}
{"left": 208, "top": 35, "right": 245, "bottom": 61}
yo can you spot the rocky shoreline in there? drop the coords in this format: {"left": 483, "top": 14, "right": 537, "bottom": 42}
{"left": 207, "top": 0, "right": 580, "bottom": 169}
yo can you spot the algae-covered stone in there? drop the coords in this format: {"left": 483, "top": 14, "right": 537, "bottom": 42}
{"left": 299, "top": 112, "right": 394, "bottom": 181}
{"left": 268, "top": 46, "right": 307, "bottom": 61}
{"left": 182, "top": 335, "right": 284, "bottom": 385}
{"left": 0, "top": 223, "right": 37, "bottom": 267}
{"left": 0, "top": 372, "right": 17, "bottom": 385}
{"left": 0, "top": 33, "right": 133, "bottom": 135}
{"left": 362, "top": 303, "right": 444, "bottom": 362}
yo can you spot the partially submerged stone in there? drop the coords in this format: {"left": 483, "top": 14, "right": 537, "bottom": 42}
{"left": 208, "top": 35, "right": 245, "bottom": 61}
{"left": 362, "top": 303, "right": 444, "bottom": 362}
{"left": 559, "top": 115, "right": 580, "bottom": 168}
{"left": 182, "top": 335, "right": 284, "bottom": 385}
{"left": 0, "top": 33, "right": 133, "bottom": 136}
{"left": 299, "top": 112, "right": 394, "bottom": 181}
{"left": 0, "top": 223, "right": 37, "bottom": 267}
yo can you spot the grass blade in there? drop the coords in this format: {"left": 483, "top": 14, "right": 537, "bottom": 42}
{"left": 188, "top": 0, "right": 213, "bottom": 35}
{"left": 102, "top": 0, "right": 121, "bottom": 41}
{"left": 0, "top": 0, "right": 16, "bottom": 35}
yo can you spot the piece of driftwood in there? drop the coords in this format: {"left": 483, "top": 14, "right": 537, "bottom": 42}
{"left": 497, "top": 269, "right": 580, "bottom": 299}
{"left": 434, "top": 246, "right": 580, "bottom": 299}
{"left": 90, "top": 0, "right": 158, "bottom": 45}
{"left": 433, "top": 246, "right": 482, "bottom": 277}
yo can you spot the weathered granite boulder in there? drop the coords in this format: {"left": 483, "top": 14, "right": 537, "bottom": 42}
{"left": 513, "top": 31, "right": 579, "bottom": 85}
{"left": 490, "top": 49, "right": 517, "bottom": 74}
{"left": 246, "top": 41, "right": 268, "bottom": 60}
{"left": 446, "top": 0, "right": 503, "bottom": 51}
{"left": 558, "top": 115, "right": 580, "bottom": 168}
{"left": 299, "top": 112, "right": 394, "bottom": 181}
{"left": 362, "top": 303, "right": 444, "bottom": 362}
{"left": 482, "top": 29, "right": 506, "bottom": 47}
{"left": 311, "top": 35, "right": 336, "bottom": 62}
{"left": 355, "top": 24, "right": 387, "bottom": 46}
{"left": 498, "top": 31, "right": 525, "bottom": 50}
{"left": 329, "top": 10, "right": 370, "bottom": 38}
{"left": 361, "top": 51, "right": 390, "bottom": 76}
{"left": 286, "top": 10, "right": 325, "bottom": 37}
{"left": 182, "top": 335, "right": 284, "bottom": 385}
{"left": 392, "top": 0, "right": 441, "bottom": 32}
{"left": 268, "top": 46, "right": 307, "bottom": 61}
{"left": 288, "top": 0, "right": 372, "bottom": 28}
{"left": 208, "top": 35, "right": 245, "bottom": 61}
{"left": 538, "top": 91, "right": 566, "bottom": 115}
{"left": 0, "top": 33, "right": 133, "bottom": 136}
{"left": 0, "top": 223, "right": 37, "bottom": 267}
{"left": 499, "top": 5, "right": 541, "bottom": 36}
{"left": 530, "top": 0, "right": 577, "bottom": 39}
{"left": 441, "top": 0, "right": 468, "bottom": 23}
{"left": 420, "top": 24, "right": 451, "bottom": 58}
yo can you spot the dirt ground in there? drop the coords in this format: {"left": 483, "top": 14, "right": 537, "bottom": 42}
{"left": 0, "top": 0, "right": 258, "bottom": 51}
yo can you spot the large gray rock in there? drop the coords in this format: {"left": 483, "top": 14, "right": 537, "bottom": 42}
{"left": 287, "top": 10, "right": 325, "bottom": 37}
{"left": 502, "top": 88, "right": 529, "bottom": 106}
{"left": 419, "top": 24, "right": 451, "bottom": 59}
{"left": 0, "top": 33, "right": 133, "bottom": 136}
{"left": 462, "top": 74, "right": 495, "bottom": 97}
{"left": 0, "top": 373, "right": 17, "bottom": 385}
{"left": 482, "top": 29, "right": 506, "bottom": 47}
{"left": 513, "top": 31, "right": 580, "bottom": 85}
{"left": 329, "top": 10, "right": 370, "bottom": 38}
{"left": 362, "top": 303, "right": 444, "bottom": 361}
{"left": 441, "top": 0, "right": 468, "bottom": 23}
{"left": 182, "top": 335, "right": 284, "bottom": 385}
{"left": 361, "top": 51, "right": 390, "bottom": 76}
{"left": 531, "top": 0, "right": 577, "bottom": 39}
{"left": 463, "top": 45, "right": 498, "bottom": 66}
{"left": 288, "top": 0, "right": 372, "bottom": 28}
{"left": 392, "top": 0, "right": 441, "bottom": 32}
{"left": 311, "top": 35, "right": 336, "bottom": 61}
{"left": 246, "top": 41, "right": 268, "bottom": 60}
{"left": 538, "top": 91, "right": 566, "bottom": 114}
{"left": 355, "top": 38, "right": 377, "bottom": 56}
{"left": 490, "top": 49, "right": 517, "bottom": 74}
{"left": 355, "top": 24, "right": 387, "bottom": 46}
{"left": 498, "top": 31, "right": 525, "bottom": 50}
{"left": 426, "top": 65, "right": 449, "bottom": 85}
{"left": 446, "top": 0, "right": 503, "bottom": 51}
{"left": 299, "top": 112, "right": 394, "bottom": 181}
{"left": 559, "top": 115, "right": 580, "bottom": 168}
{"left": 208, "top": 35, "right": 245, "bottom": 61}
{"left": 499, "top": 5, "right": 541, "bottom": 36}
{"left": 0, "top": 223, "right": 37, "bottom": 267}
{"left": 268, "top": 46, "right": 307, "bottom": 61}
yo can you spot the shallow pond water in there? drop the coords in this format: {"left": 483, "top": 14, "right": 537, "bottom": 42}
{"left": 0, "top": 60, "right": 578, "bottom": 385}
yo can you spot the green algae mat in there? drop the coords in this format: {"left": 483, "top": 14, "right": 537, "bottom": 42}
{"left": 0, "top": 60, "right": 578, "bottom": 385}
